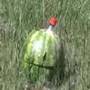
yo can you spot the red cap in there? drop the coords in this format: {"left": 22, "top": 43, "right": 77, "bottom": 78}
{"left": 48, "top": 16, "right": 58, "bottom": 26}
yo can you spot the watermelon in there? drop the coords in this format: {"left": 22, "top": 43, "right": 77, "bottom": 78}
{"left": 21, "top": 17, "right": 60, "bottom": 83}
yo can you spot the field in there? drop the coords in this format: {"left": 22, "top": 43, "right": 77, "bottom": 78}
{"left": 0, "top": 0, "right": 90, "bottom": 90}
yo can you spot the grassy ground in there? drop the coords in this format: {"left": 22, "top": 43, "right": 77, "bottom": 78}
{"left": 0, "top": 0, "right": 90, "bottom": 90}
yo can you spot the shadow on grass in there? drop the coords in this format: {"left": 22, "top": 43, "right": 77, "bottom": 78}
{"left": 47, "top": 43, "right": 76, "bottom": 88}
{"left": 47, "top": 43, "right": 65, "bottom": 86}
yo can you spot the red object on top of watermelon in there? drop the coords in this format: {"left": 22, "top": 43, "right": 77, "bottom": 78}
{"left": 48, "top": 16, "right": 58, "bottom": 26}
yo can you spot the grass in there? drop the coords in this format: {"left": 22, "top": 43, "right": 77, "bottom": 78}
{"left": 0, "top": 0, "right": 90, "bottom": 90}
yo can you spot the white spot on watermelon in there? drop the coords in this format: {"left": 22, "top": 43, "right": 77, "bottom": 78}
{"left": 32, "top": 40, "right": 43, "bottom": 53}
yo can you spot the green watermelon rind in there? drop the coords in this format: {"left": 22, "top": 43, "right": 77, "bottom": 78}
{"left": 21, "top": 29, "right": 60, "bottom": 82}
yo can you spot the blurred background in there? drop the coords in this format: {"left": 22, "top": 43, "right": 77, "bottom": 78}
{"left": 0, "top": 0, "right": 90, "bottom": 90}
